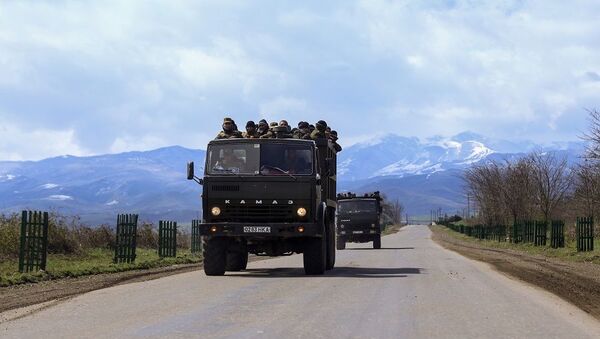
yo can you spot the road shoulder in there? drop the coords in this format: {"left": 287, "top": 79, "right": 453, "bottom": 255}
{"left": 430, "top": 225, "right": 600, "bottom": 320}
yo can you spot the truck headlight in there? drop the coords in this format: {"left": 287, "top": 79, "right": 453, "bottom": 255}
{"left": 297, "top": 207, "right": 307, "bottom": 217}
{"left": 211, "top": 207, "right": 221, "bottom": 216}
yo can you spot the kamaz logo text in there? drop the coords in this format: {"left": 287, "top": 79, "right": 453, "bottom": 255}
{"left": 224, "top": 200, "right": 294, "bottom": 205}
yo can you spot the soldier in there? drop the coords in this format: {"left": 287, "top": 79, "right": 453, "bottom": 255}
{"left": 215, "top": 117, "right": 242, "bottom": 139}
{"left": 310, "top": 120, "right": 328, "bottom": 140}
{"left": 260, "top": 122, "right": 279, "bottom": 138}
{"left": 330, "top": 130, "right": 342, "bottom": 152}
{"left": 257, "top": 119, "right": 269, "bottom": 138}
{"left": 293, "top": 121, "right": 311, "bottom": 139}
{"left": 273, "top": 126, "right": 293, "bottom": 139}
{"left": 243, "top": 121, "right": 258, "bottom": 138}
{"left": 279, "top": 120, "right": 292, "bottom": 133}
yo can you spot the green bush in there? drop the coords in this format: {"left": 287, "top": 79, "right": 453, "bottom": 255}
{"left": 0, "top": 213, "right": 20, "bottom": 259}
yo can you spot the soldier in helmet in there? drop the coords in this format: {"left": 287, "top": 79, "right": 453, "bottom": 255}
{"left": 310, "top": 120, "right": 328, "bottom": 140}
{"left": 330, "top": 130, "right": 342, "bottom": 152}
{"left": 215, "top": 117, "right": 242, "bottom": 139}
{"left": 256, "top": 119, "right": 269, "bottom": 138}
{"left": 243, "top": 121, "right": 258, "bottom": 138}
{"left": 279, "top": 120, "right": 292, "bottom": 133}
{"left": 273, "top": 126, "right": 293, "bottom": 139}
{"left": 293, "top": 121, "right": 311, "bottom": 139}
{"left": 260, "top": 122, "right": 279, "bottom": 138}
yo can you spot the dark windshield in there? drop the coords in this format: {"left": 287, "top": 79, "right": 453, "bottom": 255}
{"left": 260, "top": 143, "right": 313, "bottom": 175}
{"left": 207, "top": 143, "right": 260, "bottom": 175}
{"left": 206, "top": 143, "right": 313, "bottom": 176}
{"left": 338, "top": 200, "right": 377, "bottom": 214}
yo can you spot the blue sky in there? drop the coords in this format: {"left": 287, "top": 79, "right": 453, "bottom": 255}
{"left": 1, "top": 0, "right": 599, "bottom": 160}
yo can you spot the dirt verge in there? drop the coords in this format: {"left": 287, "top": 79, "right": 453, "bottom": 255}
{"left": 430, "top": 225, "right": 600, "bottom": 320}
{"left": 0, "top": 263, "right": 200, "bottom": 316}
{"left": 0, "top": 254, "right": 274, "bottom": 317}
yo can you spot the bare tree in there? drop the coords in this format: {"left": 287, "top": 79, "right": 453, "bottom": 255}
{"left": 529, "top": 151, "right": 573, "bottom": 222}
{"left": 501, "top": 158, "right": 535, "bottom": 224}
{"left": 464, "top": 161, "right": 505, "bottom": 226}
{"left": 574, "top": 161, "right": 600, "bottom": 218}
{"left": 381, "top": 195, "right": 404, "bottom": 225}
{"left": 581, "top": 109, "right": 600, "bottom": 160}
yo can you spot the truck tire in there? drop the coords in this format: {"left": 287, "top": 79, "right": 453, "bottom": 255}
{"left": 303, "top": 235, "right": 326, "bottom": 275}
{"left": 336, "top": 236, "right": 346, "bottom": 250}
{"left": 203, "top": 237, "right": 228, "bottom": 276}
{"left": 226, "top": 251, "right": 248, "bottom": 271}
{"left": 373, "top": 234, "right": 381, "bottom": 249}
{"left": 326, "top": 220, "right": 335, "bottom": 270}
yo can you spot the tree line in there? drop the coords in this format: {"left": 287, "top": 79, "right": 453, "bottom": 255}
{"left": 464, "top": 109, "right": 600, "bottom": 229}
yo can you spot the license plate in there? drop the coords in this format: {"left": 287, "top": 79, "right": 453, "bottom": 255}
{"left": 243, "top": 226, "right": 271, "bottom": 233}
{"left": 353, "top": 231, "right": 363, "bottom": 234}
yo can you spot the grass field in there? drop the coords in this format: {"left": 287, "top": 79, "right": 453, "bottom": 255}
{"left": 437, "top": 225, "right": 600, "bottom": 265}
{"left": 0, "top": 248, "right": 202, "bottom": 287}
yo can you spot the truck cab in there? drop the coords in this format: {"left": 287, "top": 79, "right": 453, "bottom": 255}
{"left": 187, "top": 137, "right": 338, "bottom": 275}
{"left": 336, "top": 192, "right": 383, "bottom": 249}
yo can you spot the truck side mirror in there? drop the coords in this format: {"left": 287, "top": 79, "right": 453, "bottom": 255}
{"left": 187, "top": 162, "right": 195, "bottom": 180}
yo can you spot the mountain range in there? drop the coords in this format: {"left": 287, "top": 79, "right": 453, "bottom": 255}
{"left": 0, "top": 132, "right": 584, "bottom": 225}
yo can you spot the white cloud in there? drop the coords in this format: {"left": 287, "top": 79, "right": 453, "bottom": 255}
{"left": 45, "top": 195, "right": 73, "bottom": 201}
{"left": 0, "top": 122, "right": 88, "bottom": 160}
{"left": 0, "top": 1, "right": 598, "bottom": 159}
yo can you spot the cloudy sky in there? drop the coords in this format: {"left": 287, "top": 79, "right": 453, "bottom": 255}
{"left": 1, "top": 0, "right": 599, "bottom": 160}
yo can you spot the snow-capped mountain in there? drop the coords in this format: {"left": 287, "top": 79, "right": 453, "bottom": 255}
{"left": 338, "top": 132, "right": 581, "bottom": 180}
{"left": 0, "top": 146, "right": 206, "bottom": 224}
{"left": 0, "top": 132, "right": 584, "bottom": 224}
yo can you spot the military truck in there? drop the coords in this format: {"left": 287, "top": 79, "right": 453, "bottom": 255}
{"left": 336, "top": 192, "right": 383, "bottom": 250}
{"left": 187, "top": 137, "right": 338, "bottom": 275}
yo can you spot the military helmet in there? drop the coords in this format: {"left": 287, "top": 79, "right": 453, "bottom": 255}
{"left": 316, "top": 120, "right": 327, "bottom": 132}
{"left": 223, "top": 117, "right": 234, "bottom": 132}
{"left": 298, "top": 121, "right": 309, "bottom": 129}
{"left": 246, "top": 121, "right": 256, "bottom": 128}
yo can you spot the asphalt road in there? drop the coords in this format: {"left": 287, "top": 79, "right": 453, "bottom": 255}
{"left": 2, "top": 225, "right": 600, "bottom": 339}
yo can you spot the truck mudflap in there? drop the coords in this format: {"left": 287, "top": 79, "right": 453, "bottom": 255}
{"left": 199, "top": 222, "right": 322, "bottom": 237}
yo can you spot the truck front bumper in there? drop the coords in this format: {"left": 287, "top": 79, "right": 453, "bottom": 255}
{"left": 199, "top": 222, "right": 322, "bottom": 237}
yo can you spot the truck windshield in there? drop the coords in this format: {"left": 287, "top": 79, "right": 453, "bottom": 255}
{"left": 206, "top": 143, "right": 313, "bottom": 176}
{"left": 338, "top": 200, "right": 377, "bottom": 214}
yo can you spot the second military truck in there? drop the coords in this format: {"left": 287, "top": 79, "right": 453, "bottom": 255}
{"left": 336, "top": 192, "right": 383, "bottom": 250}
{"left": 187, "top": 136, "right": 338, "bottom": 275}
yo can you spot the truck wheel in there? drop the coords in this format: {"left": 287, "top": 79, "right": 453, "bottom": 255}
{"left": 373, "top": 234, "right": 381, "bottom": 249}
{"left": 203, "top": 237, "right": 228, "bottom": 276}
{"left": 303, "top": 235, "right": 326, "bottom": 275}
{"left": 336, "top": 236, "right": 346, "bottom": 250}
{"left": 226, "top": 249, "right": 248, "bottom": 271}
{"left": 326, "top": 221, "right": 335, "bottom": 270}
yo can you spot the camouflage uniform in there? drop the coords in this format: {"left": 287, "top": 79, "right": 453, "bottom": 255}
{"left": 330, "top": 130, "right": 342, "bottom": 152}
{"left": 293, "top": 121, "right": 311, "bottom": 139}
{"left": 310, "top": 120, "right": 328, "bottom": 140}
{"left": 242, "top": 121, "right": 259, "bottom": 138}
{"left": 273, "top": 126, "right": 293, "bottom": 139}
{"left": 215, "top": 117, "right": 242, "bottom": 139}
{"left": 256, "top": 119, "right": 269, "bottom": 138}
{"left": 260, "top": 122, "right": 280, "bottom": 138}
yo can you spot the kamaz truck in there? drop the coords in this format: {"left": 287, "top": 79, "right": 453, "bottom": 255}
{"left": 336, "top": 192, "right": 383, "bottom": 250}
{"left": 187, "top": 137, "right": 338, "bottom": 275}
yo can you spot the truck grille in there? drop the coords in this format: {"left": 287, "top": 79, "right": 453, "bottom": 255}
{"left": 211, "top": 185, "right": 240, "bottom": 192}
{"left": 219, "top": 205, "right": 296, "bottom": 222}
